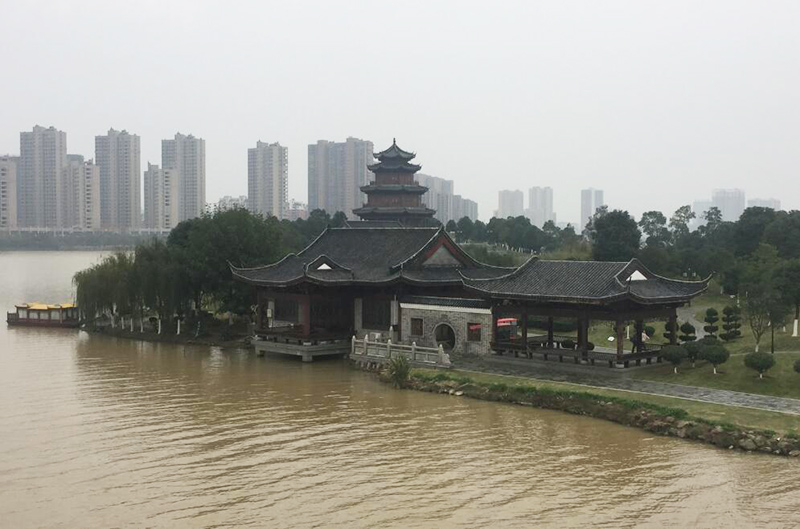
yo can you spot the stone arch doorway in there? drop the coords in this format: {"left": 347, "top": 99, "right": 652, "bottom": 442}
{"left": 434, "top": 323, "right": 456, "bottom": 350}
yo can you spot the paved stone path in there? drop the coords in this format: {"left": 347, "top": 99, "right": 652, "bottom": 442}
{"left": 455, "top": 355, "right": 800, "bottom": 416}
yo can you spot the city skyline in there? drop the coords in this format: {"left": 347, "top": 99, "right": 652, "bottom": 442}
{"left": 3, "top": 2, "right": 798, "bottom": 225}
{"left": 0, "top": 124, "right": 786, "bottom": 230}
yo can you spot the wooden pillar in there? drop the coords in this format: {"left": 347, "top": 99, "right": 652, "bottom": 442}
{"left": 299, "top": 295, "right": 311, "bottom": 337}
{"left": 634, "top": 320, "right": 644, "bottom": 352}
{"left": 521, "top": 307, "right": 528, "bottom": 349}
{"left": 615, "top": 319, "right": 624, "bottom": 362}
{"left": 579, "top": 316, "right": 590, "bottom": 358}
{"left": 547, "top": 316, "right": 554, "bottom": 348}
{"left": 668, "top": 311, "right": 678, "bottom": 345}
{"left": 491, "top": 307, "right": 498, "bottom": 344}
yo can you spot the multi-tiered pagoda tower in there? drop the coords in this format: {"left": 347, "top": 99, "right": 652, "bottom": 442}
{"left": 352, "top": 139, "right": 436, "bottom": 226}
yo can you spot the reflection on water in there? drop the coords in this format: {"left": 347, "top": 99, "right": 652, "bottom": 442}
{"left": 1, "top": 252, "right": 799, "bottom": 528}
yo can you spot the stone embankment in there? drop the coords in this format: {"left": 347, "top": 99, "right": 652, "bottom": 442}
{"left": 389, "top": 371, "right": 800, "bottom": 457}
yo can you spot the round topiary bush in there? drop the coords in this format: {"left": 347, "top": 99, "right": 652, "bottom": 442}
{"left": 660, "top": 345, "right": 688, "bottom": 374}
{"left": 699, "top": 344, "right": 730, "bottom": 374}
{"left": 561, "top": 339, "right": 575, "bottom": 350}
{"left": 586, "top": 341, "right": 595, "bottom": 351}
{"left": 683, "top": 342, "right": 702, "bottom": 367}
{"left": 744, "top": 351, "right": 776, "bottom": 379}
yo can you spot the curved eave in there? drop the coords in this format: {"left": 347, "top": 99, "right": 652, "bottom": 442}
{"left": 461, "top": 281, "right": 708, "bottom": 306}
{"left": 232, "top": 273, "right": 463, "bottom": 289}
{"left": 360, "top": 184, "right": 428, "bottom": 194}
{"left": 352, "top": 206, "right": 436, "bottom": 216}
{"left": 374, "top": 141, "right": 416, "bottom": 160}
{"left": 368, "top": 162, "right": 422, "bottom": 172}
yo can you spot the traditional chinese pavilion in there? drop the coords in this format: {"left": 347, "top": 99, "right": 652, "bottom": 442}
{"left": 232, "top": 140, "right": 708, "bottom": 365}
{"left": 352, "top": 139, "right": 436, "bottom": 226}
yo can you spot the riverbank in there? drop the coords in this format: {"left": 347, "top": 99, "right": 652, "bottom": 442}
{"left": 375, "top": 367, "right": 800, "bottom": 457}
{"left": 86, "top": 325, "right": 252, "bottom": 350}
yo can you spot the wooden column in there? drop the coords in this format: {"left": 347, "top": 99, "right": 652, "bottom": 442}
{"left": 634, "top": 320, "right": 644, "bottom": 352}
{"left": 491, "top": 307, "right": 498, "bottom": 344}
{"left": 547, "top": 316, "right": 554, "bottom": 348}
{"left": 521, "top": 307, "right": 529, "bottom": 354}
{"left": 615, "top": 319, "right": 624, "bottom": 362}
{"left": 580, "top": 317, "right": 590, "bottom": 357}
{"left": 299, "top": 295, "right": 311, "bottom": 337}
{"left": 668, "top": 311, "right": 678, "bottom": 345}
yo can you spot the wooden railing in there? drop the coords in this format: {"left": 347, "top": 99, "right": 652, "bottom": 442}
{"left": 350, "top": 335, "right": 451, "bottom": 368}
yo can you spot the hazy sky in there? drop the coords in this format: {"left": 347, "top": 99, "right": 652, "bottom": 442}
{"left": 2, "top": 1, "right": 798, "bottom": 224}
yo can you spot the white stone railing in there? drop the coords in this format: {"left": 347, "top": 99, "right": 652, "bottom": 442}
{"left": 350, "top": 335, "right": 451, "bottom": 368}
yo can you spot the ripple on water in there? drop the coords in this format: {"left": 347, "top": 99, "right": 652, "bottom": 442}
{"left": 1, "top": 252, "right": 800, "bottom": 528}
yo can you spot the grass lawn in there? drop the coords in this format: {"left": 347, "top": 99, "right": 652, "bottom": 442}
{"left": 421, "top": 368, "right": 800, "bottom": 435}
{"left": 633, "top": 352, "right": 800, "bottom": 399}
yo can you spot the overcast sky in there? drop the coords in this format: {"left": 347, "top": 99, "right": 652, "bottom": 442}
{"left": 2, "top": 1, "right": 798, "bottom": 224}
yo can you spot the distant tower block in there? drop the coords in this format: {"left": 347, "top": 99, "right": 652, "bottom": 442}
{"left": 353, "top": 139, "right": 436, "bottom": 226}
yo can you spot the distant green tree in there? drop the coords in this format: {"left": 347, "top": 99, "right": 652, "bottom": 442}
{"left": 733, "top": 207, "right": 777, "bottom": 257}
{"left": 744, "top": 351, "right": 776, "bottom": 379}
{"left": 777, "top": 259, "right": 800, "bottom": 338}
{"left": 669, "top": 205, "right": 695, "bottom": 243}
{"left": 446, "top": 219, "right": 458, "bottom": 233}
{"left": 639, "top": 210, "right": 670, "bottom": 247}
{"left": 740, "top": 244, "right": 787, "bottom": 352}
{"left": 591, "top": 210, "right": 641, "bottom": 261}
{"left": 456, "top": 217, "right": 474, "bottom": 242}
{"left": 703, "top": 308, "right": 720, "bottom": 337}
{"left": 720, "top": 306, "right": 742, "bottom": 342}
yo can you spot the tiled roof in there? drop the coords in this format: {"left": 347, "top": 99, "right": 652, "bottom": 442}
{"left": 231, "top": 226, "right": 508, "bottom": 286}
{"left": 462, "top": 258, "right": 708, "bottom": 304}
{"left": 400, "top": 296, "right": 491, "bottom": 309}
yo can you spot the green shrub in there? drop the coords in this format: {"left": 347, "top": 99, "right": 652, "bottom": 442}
{"left": 586, "top": 341, "right": 595, "bottom": 351}
{"left": 794, "top": 359, "right": 800, "bottom": 374}
{"left": 699, "top": 344, "right": 730, "bottom": 374}
{"left": 644, "top": 325, "right": 656, "bottom": 338}
{"left": 744, "top": 351, "right": 776, "bottom": 379}
{"left": 561, "top": 339, "right": 575, "bottom": 350}
{"left": 661, "top": 345, "right": 688, "bottom": 373}
{"left": 684, "top": 342, "right": 702, "bottom": 367}
{"left": 385, "top": 355, "right": 411, "bottom": 388}
{"left": 703, "top": 308, "right": 719, "bottom": 337}
{"left": 679, "top": 322, "right": 697, "bottom": 343}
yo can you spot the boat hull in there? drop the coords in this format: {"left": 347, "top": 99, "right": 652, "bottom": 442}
{"left": 6, "top": 318, "right": 80, "bottom": 328}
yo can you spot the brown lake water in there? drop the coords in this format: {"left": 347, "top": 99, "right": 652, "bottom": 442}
{"left": 1, "top": 251, "right": 799, "bottom": 528}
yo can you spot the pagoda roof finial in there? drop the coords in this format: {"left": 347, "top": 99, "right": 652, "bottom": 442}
{"left": 374, "top": 139, "right": 416, "bottom": 161}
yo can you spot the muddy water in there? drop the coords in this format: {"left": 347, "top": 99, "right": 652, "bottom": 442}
{"left": 1, "top": 251, "right": 799, "bottom": 528}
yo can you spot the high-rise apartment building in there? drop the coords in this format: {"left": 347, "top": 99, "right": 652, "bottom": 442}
{"left": 217, "top": 195, "right": 248, "bottom": 211}
{"left": 285, "top": 200, "right": 309, "bottom": 221}
{"left": 580, "top": 188, "right": 604, "bottom": 230}
{"left": 143, "top": 163, "right": 180, "bottom": 231}
{"left": 496, "top": 189, "right": 524, "bottom": 219}
{"left": 248, "top": 141, "right": 288, "bottom": 219}
{"left": 0, "top": 156, "right": 18, "bottom": 228}
{"left": 747, "top": 198, "right": 781, "bottom": 210}
{"left": 18, "top": 126, "right": 67, "bottom": 228}
{"left": 711, "top": 189, "right": 745, "bottom": 222}
{"left": 452, "top": 195, "right": 478, "bottom": 223}
{"left": 95, "top": 129, "right": 141, "bottom": 231}
{"left": 308, "top": 137, "right": 374, "bottom": 218}
{"left": 415, "top": 173, "right": 479, "bottom": 223}
{"left": 162, "top": 133, "right": 206, "bottom": 222}
{"left": 527, "top": 186, "right": 555, "bottom": 228}
{"left": 62, "top": 158, "right": 101, "bottom": 231}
